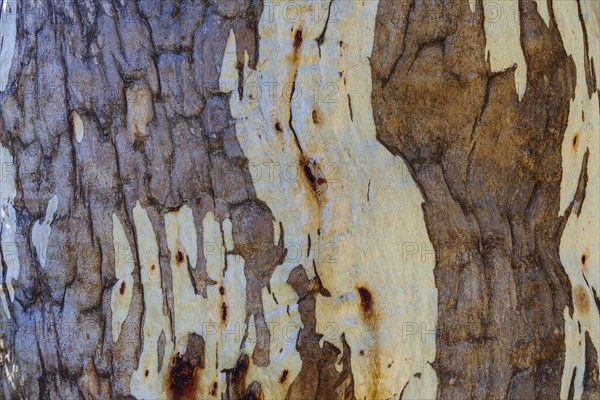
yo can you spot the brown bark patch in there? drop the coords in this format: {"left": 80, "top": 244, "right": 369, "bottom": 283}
{"left": 574, "top": 285, "right": 591, "bottom": 314}
{"left": 357, "top": 286, "right": 375, "bottom": 320}
{"left": 312, "top": 109, "right": 320, "bottom": 124}
{"left": 221, "top": 302, "right": 228, "bottom": 322}
{"left": 371, "top": 0, "right": 575, "bottom": 397}
{"left": 294, "top": 29, "right": 303, "bottom": 49}
{"left": 166, "top": 353, "right": 200, "bottom": 400}
{"left": 175, "top": 250, "right": 185, "bottom": 264}
{"left": 279, "top": 369, "right": 289, "bottom": 384}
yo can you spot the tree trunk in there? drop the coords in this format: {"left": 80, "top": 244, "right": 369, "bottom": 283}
{"left": 0, "top": 0, "right": 597, "bottom": 399}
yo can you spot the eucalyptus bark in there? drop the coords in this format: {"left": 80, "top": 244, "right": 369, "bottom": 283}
{"left": 0, "top": 1, "right": 598, "bottom": 400}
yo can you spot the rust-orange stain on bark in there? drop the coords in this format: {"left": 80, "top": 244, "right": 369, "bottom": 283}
{"left": 165, "top": 353, "right": 200, "bottom": 400}
{"left": 355, "top": 285, "right": 383, "bottom": 397}
{"left": 175, "top": 250, "right": 184, "bottom": 264}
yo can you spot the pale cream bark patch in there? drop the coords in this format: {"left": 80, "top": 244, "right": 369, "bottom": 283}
{"left": 222, "top": 218, "right": 234, "bottom": 252}
{"left": 0, "top": 0, "right": 17, "bottom": 92}
{"left": 580, "top": 1, "right": 600, "bottom": 84}
{"left": 244, "top": 284, "right": 302, "bottom": 399}
{"left": 126, "top": 83, "right": 154, "bottom": 139}
{"left": 130, "top": 205, "right": 248, "bottom": 398}
{"left": 0, "top": 145, "right": 18, "bottom": 318}
{"left": 482, "top": 0, "right": 527, "bottom": 100}
{"left": 468, "top": 0, "right": 476, "bottom": 14}
{"left": 31, "top": 195, "right": 58, "bottom": 269}
{"left": 219, "top": 29, "right": 238, "bottom": 94}
{"left": 220, "top": 254, "right": 246, "bottom": 369}
{"left": 110, "top": 214, "right": 134, "bottom": 342}
{"left": 130, "top": 202, "right": 172, "bottom": 399}
{"left": 71, "top": 111, "right": 85, "bottom": 143}
{"left": 554, "top": 1, "right": 600, "bottom": 398}
{"left": 224, "top": 1, "right": 438, "bottom": 399}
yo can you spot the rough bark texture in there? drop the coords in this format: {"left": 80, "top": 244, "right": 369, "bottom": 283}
{"left": 372, "top": 1, "right": 573, "bottom": 399}
{"left": 0, "top": 0, "right": 598, "bottom": 399}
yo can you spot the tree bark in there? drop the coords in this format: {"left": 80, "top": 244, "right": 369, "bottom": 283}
{"left": 0, "top": 0, "right": 598, "bottom": 399}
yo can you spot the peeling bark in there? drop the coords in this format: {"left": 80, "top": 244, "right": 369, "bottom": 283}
{"left": 0, "top": 1, "right": 598, "bottom": 399}
{"left": 372, "top": 0, "right": 599, "bottom": 399}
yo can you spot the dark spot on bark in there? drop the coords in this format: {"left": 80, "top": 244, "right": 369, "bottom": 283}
{"left": 581, "top": 254, "right": 586, "bottom": 264}
{"left": 359, "top": 350, "right": 365, "bottom": 356}
{"left": 151, "top": 264, "right": 156, "bottom": 271}
{"left": 357, "top": 286, "right": 373, "bottom": 315}
{"left": 574, "top": 285, "right": 591, "bottom": 314}
{"left": 180, "top": 35, "right": 186, "bottom": 41}
{"left": 230, "top": 354, "right": 250, "bottom": 398}
{"left": 119, "top": 281, "right": 126, "bottom": 295}
{"left": 573, "top": 134, "right": 578, "bottom": 148}
{"left": 312, "top": 109, "right": 319, "bottom": 124}
{"left": 210, "top": 381, "right": 218, "bottom": 396}
{"left": 221, "top": 302, "right": 228, "bottom": 321}
{"left": 304, "top": 164, "right": 317, "bottom": 185}
{"left": 302, "top": 158, "right": 327, "bottom": 195}
{"left": 294, "top": 29, "right": 303, "bottom": 49}
{"left": 219, "top": 286, "right": 225, "bottom": 295}
{"left": 244, "top": 381, "right": 263, "bottom": 400}
{"left": 275, "top": 121, "right": 283, "bottom": 133}
{"left": 279, "top": 369, "right": 289, "bottom": 384}
{"left": 145, "top": 369, "right": 149, "bottom": 377}
{"left": 175, "top": 251, "right": 184, "bottom": 264}
{"left": 167, "top": 353, "right": 198, "bottom": 400}
{"left": 339, "top": 40, "right": 344, "bottom": 47}
{"left": 171, "top": 7, "right": 180, "bottom": 18}
{"left": 414, "top": 372, "right": 421, "bottom": 378}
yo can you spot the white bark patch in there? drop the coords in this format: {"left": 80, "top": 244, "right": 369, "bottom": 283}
{"left": 220, "top": 254, "right": 246, "bottom": 369}
{"left": 0, "top": 0, "right": 17, "bottom": 92}
{"left": 31, "top": 195, "right": 58, "bottom": 269}
{"left": 110, "top": 214, "right": 134, "bottom": 342}
{"left": 554, "top": 1, "right": 600, "bottom": 398}
{"left": 468, "top": 0, "right": 476, "bottom": 13}
{"left": 244, "top": 283, "right": 302, "bottom": 399}
{"left": 71, "top": 111, "right": 85, "bottom": 143}
{"left": 203, "top": 211, "right": 226, "bottom": 280}
{"left": 0, "top": 145, "right": 18, "bottom": 318}
{"left": 222, "top": 218, "right": 234, "bottom": 252}
{"left": 220, "top": 29, "right": 238, "bottom": 94}
{"left": 130, "top": 205, "right": 249, "bottom": 398}
{"left": 130, "top": 202, "right": 172, "bottom": 400}
{"left": 581, "top": 1, "right": 600, "bottom": 85}
{"left": 223, "top": 1, "right": 438, "bottom": 398}
{"left": 482, "top": 0, "right": 527, "bottom": 100}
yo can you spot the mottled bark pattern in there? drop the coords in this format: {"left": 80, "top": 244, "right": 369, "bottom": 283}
{"left": 0, "top": 0, "right": 345, "bottom": 398}
{"left": 0, "top": 0, "right": 598, "bottom": 399}
{"left": 372, "top": 0, "right": 594, "bottom": 399}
